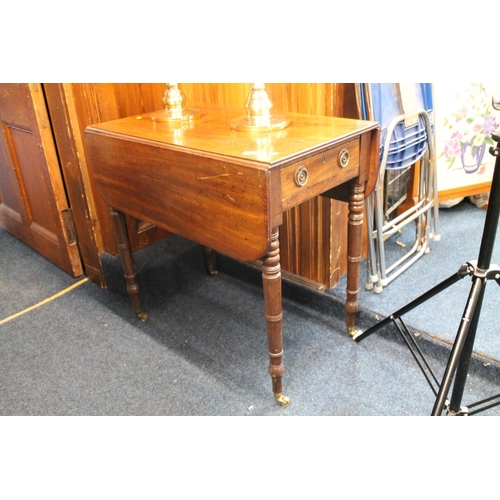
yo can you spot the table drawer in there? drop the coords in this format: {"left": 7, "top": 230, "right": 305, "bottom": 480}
{"left": 281, "top": 138, "right": 360, "bottom": 210}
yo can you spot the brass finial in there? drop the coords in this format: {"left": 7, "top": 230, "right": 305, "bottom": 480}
{"left": 230, "top": 83, "right": 290, "bottom": 132}
{"left": 162, "top": 83, "right": 200, "bottom": 122}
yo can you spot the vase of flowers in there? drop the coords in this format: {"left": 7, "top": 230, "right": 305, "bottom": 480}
{"left": 460, "top": 141, "right": 487, "bottom": 173}
{"left": 441, "top": 83, "right": 499, "bottom": 174}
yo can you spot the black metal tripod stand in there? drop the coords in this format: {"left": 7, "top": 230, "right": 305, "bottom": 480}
{"left": 353, "top": 131, "right": 500, "bottom": 416}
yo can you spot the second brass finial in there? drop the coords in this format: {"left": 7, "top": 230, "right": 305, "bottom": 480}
{"left": 162, "top": 83, "right": 201, "bottom": 122}
{"left": 230, "top": 83, "right": 290, "bottom": 132}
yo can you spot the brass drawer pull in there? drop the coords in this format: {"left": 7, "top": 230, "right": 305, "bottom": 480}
{"left": 295, "top": 166, "right": 309, "bottom": 187}
{"left": 338, "top": 148, "right": 350, "bottom": 168}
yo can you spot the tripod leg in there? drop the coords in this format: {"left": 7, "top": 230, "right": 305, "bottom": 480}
{"left": 353, "top": 269, "right": 466, "bottom": 342}
{"left": 447, "top": 281, "right": 487, "bottom": 414}
{"left": 431, "top": 276, "right": 486, "bottom": 415}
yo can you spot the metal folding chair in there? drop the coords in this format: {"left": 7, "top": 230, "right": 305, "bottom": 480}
{"left": 358, "top": 83, "right": 439, "bottom": 293}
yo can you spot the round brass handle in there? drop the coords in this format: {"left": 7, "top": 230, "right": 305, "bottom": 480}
{"left": 295, "top": 166, "right": 309, "bottom": 187}
{"left": 339, "top": 148, "right": 350, "bottom": 168}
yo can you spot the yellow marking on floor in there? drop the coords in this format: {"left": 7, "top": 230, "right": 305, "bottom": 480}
{"left": 0, "top": 277, "right": 89, "bottom": 325}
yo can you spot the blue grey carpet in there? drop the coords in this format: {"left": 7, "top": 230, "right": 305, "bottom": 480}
{"left": 0, "top": 229, "right": 79, "bottom": 319}
{"left": 1, "top": 208, "right": 500, "bottom": 416}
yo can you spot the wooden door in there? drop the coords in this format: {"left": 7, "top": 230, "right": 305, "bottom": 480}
{"left": 0, "top": 83, "right": 83, "bottom": 276}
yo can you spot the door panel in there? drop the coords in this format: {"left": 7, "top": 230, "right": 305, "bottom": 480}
{"left": 0, "top": 83, "right": 83, "bottom": 276}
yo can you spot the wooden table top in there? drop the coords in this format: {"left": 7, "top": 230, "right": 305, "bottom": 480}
{"left": 86, "top": 104, "right": 378, "bottom": 167}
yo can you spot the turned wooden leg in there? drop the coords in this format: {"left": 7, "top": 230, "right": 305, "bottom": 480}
{"left": 262, "top": 227, "right": 289, "bottom": 407}
{"left": 110, "top": 208, "right": 148, "bottom": 322}
{"left": 346, "top": 182, "right": 364, "bottom": 336}
{"left": 202, "top": 246, "right": 218, "bottom": 276}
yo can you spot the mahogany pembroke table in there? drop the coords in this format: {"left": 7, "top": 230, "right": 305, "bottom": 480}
{"left": 84, "top": 103, "right": 379, "bottom": 406}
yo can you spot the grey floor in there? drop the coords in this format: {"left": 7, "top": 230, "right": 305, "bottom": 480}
{"left": 1, "top": 201, "right": 500, "bottom": 417}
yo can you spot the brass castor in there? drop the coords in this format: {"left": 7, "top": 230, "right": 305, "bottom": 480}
{"left": 348, "top": 327, "right": 361, "bottom": 337}
{"left": 274, "top": 393, "right": 290, "bottom": 407}
{"left": 137, "top": 312, "right": 148, "bottom": 322}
